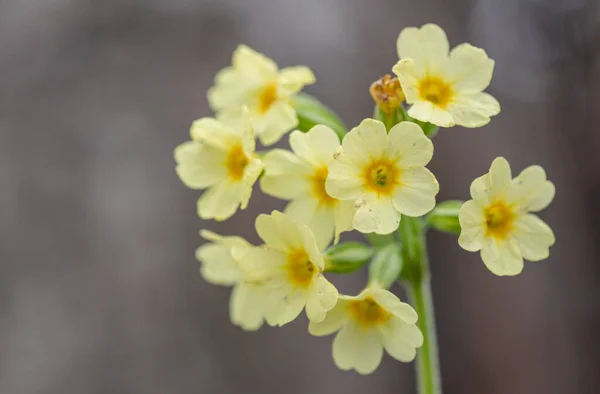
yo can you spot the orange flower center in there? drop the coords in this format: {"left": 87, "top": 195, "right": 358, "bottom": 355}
{"left": 364, "top": 160, "right": 400, "bottom": 196}
{"left": 258, "top": 83, "right": 278, "bottom": 114}
{"left": 286, "top": 249, "right": 317, "bottom": 288}
{"left": 225, "top": 144, "right": 249, "bottom": 181}
{"left": 484, "top": 200, "right": 515, "bottom": 239}
{"left": 312, "top": 167, "right": 336, "bottom": 206}
{"left": 348, "top": 296, "right": 391, "bottom": 328}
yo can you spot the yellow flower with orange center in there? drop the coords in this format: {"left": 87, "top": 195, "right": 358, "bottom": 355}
{"left": 309, "top": 286, "right": 423, "bottom": 374}
{"left": 260, "top": 125, "right": 354, "bottom": 244}
{"left": 174, "top": 110, "right": 263, "bottom": 221}
{"left": 392, "top": 24, "right": 500, "bottom": 128}
{"left": 459, "top": 157, "right": 556, "bottom": 276}
{"left": 208, "top": 45, "right": 316, "bottom": 146}
{"left": 235, "top": 211, "right": 339, "bottom": 326}
{"left": 326, "top": 119, "right": 439, "bottom": 235}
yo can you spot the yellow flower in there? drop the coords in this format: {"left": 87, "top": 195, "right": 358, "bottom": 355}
{"left": 309, "top": 286, "right": 423, "bottom": 375}
{"left": 208, "top": 45, "right": 316, "bottom": 146}
{"left": 174, "top": 110, "right": 263, "bottom": 221}
{"left": 235, "top": 211, "right": 338, "bottom": 326}
{"left": 260, "top": 125, "right": 354, "bottom": 245}
{"left": 326, "top": 119, "right": 439, "bottom": 234}
{"left": 392, "top": 24, "right": 500, "bottom": 128}
{"left": 458, "top": 157, "right": 555, "bottom": 276}
{"left": 195, "top": 230, "right": 269, "bottom": 331}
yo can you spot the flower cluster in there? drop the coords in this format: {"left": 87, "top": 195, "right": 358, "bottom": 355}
{"left": 174, "top": 24, "right": 555, "bottom": 375}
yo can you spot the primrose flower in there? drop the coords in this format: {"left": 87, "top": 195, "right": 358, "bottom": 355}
{"left": 208, "top": 45, "right": 316, "bottom": 146}
{"left": 326, "top": 119, "right": 439, "bottom": 235}
{"left": 174, "top": 110, "right": 263, "bottom": 221}
{"left": 235, "top": 211, "right": 338, "bottom": 326}
{"left": 458, "top": 157, "right": 555, "bottom": 276}
{"left": 260, "top": 125, "right": 354, "bottom": 244}
{"left": 392, "top": 23, "right": 500, "bottom": 128}
{"left": 309, "top": 286, "right": 423, "bottom": 375}
{"left": 195, "top": 230, "right": 269, "bottom": 331}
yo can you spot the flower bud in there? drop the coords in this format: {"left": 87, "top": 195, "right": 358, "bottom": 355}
{"left": 368, "top": 243, "right": 403, "bottom": 289}
{"left": 324, "top": 242, "right": 374, "bottom": 274}
{"left": 369, "top": 75, "right": 405, "bottom": 114}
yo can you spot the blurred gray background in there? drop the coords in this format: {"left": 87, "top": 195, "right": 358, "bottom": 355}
{"left": 1, "top": 0, "right": 599, "bottom": 393}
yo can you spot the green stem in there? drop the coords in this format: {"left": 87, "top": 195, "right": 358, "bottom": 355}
{"left": 398, "top": 217, "right": 441, "bottom": 394}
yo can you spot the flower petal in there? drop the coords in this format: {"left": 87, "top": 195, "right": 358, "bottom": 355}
{"left": 488, "top": 157, "right": 512, "bottom": 199}
{"left": 230, "top": 282, "right": 268, "bottom": 331}
{"left": 446, "top": 92, "right": 500, "bottom": 128}
{"left": 278, "top": 66, "right": 316, "bottom": 95}
{"left": 396, "top": 24, "right": 449, "bottom": 73}
{"left": 240, "top": 158, "right": 263, "bottom": 210}
{"left": 448, "top": 43, "right": 495, "bottom": 93}
{"left": 237, "top": 246, "right": 286, "bottom": 280}
{"left": 386, "top": 121, "right": 433, "bottom": 168}
{"left": 393, "top": 167, "right": 439, "bottom": 217}
{"left": 264, "top": 288, "right": 306, "bottom": 326}
{"left": 289, "top": 126, "right": 340, "bottom": 166}
{"left": 196, "top": 242, "right": 243, "bottom": 285}
{"left": 343, "top": 119, "right": 387, "bottom": 164}
{"left": 333, "top": 323, "right": 383, "bottom": 375}
{"left": 254, "top": 101, "right": 298, "bottom": 146}
{"left": 174, "top": 142, "right": 226, "bottom": 189}
{"left": 305, "top": 275, "right": 339, "bottom": 323}
{"left": 261, "top": 149, "right": 312, "bottom": 199}
{"left": 513, "top": 214, "right": 555, "bottom": 261}
{"left": 297, "top": 223, "right": 326, "bottom": 270}
{"left": 370, "top": 288, "right": 418, "bottom": 324}
{"left": 407, "top": 100, "right": 455, "bottom": 127}
{"left": 458, "top": 200, "right": 486, "bottom": 252}
{"left": 480, "top": 239, "right": 524, "bottom": 276}
{"left": 190, "top": 118, "right": 236, "bottom": 150}
{"left": 325, "top": 152, "right": 364, "bottom": 201}
{"left": 333, "top": 200, "right": 355, "bottom": 244}
{"left": 308, "top": 300, "right": 349, "bottom": 336}
{"left": 506, "top": 165, "right": 554, "bottom": 212}
{"left": 197, "top": 181, "right": 243, "bottom": 221}
{"left": 353, "top": 194, "right": 400, "bottom": 235}
{"left": 379, "top": 316, "right": 422, "bottom": 362}
{"left": 393, "top": 59, "right": 421, "bottom": 104}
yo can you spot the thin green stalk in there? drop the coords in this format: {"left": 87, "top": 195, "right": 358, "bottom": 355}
{"left": 399, "top": 216, "right": 441, "bottom": 394}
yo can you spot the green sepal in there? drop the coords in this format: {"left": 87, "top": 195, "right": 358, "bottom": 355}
{"left": 368, "top": 243, "right": 403, "bottom": 289}
{"left": 291, "top": 93, "right": 347, "bottom": 140}
{"left": 427, "top": 200, "right": 463, "bottom": 235}
{"left": 373, "top": 105, "right": 404, "bottom": 132}
{"left": 324, "top": 242, "right": 374, "bottom": 274}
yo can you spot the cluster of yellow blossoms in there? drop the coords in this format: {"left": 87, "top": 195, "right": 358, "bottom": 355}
{"left": 175, "top": 24, "right": 555, "bottom": 375}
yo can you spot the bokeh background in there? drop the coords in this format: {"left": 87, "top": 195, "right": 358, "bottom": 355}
{"left": 2, "top": 0, "right": 599, "bottom": 393}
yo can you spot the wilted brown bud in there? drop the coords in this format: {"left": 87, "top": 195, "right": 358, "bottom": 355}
{"left": 369, "top": 75, "right": 405, "bottom": 114}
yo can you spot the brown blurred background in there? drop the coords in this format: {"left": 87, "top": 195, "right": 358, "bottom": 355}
{"left": 1, "top": 0, "right": 599, "bottom": 393}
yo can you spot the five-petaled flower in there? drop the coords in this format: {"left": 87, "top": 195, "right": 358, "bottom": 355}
{"left": 326, "top": 119, "right": 439, "bottom": 235}
{"left": 235, "top": 211, "right": 339, "bottom": 326}
{"left": 261, "top": 125, "right": 354, "bottom": 244}
{"left": 174, "top": 110, "right": 263, "bottom": 221}
{"left": 208, "top": 45, "right": 316, "bottom": 146}
{"left": 195, "top": 230, "right": 269, "bottom": 331}
{"left": 392, "top": 23, "right": 500, "bottom": 128}
{"left": 309, "top": 286, "right": 423, "bottom": 375}
{"left": 458, "top": 157, "right": 555, "bottom": 276}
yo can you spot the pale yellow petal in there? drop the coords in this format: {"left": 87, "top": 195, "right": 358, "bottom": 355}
{"left": 513, "top": 214, "right": 555, "bottom": 261}
{"left": 308, "top": 299, "right": 349, "bottom": 336}
{"left": 174, "top": 142, "right": 226, "bottom": 189}
{"left": 264, "top": 288, "right": 306, "bottom": 326}
{"left": 325, "top": 152, "right": 364, "bottom": 201}
{"left": 207, "top": 67, "right": 262, "bottom": 111}
{"left": 407, "top": 100, "right": 455, "bottom": 127}
{"left": 190, "top": 118, "right": 236, "bottom": 150}
{"left": 506, "top": 165, "right": 554, "bottom": 212}
{"left": 458, "top": 200, "right": 486, "bottom": 252}
{"left": 260, "top": 149, "right": 312, "bottom": 199}
{"left": 255, "top": 213, "right": 290, "bottom": 252}
{"left": 273, "top": 210, "right": 307, "bottom": 252}
{"left": 480, "top": 239, "right": 524, "bottom": 276}
{"left": 396, "top": 24, "right": 449, "bottom": 73}
{"left": 230, "top": 282, "right": 267, "bottom": 331}
{"left": 469, "top": 173, "right": 491, "bottom": 205}
{"left": 240, "top": 158, "right": 262, "bottom": 210}
{"left": 353, "top": 194, "right": 400, "bottom": 235}
{"left": 344, "top": 119, "right": 387, "bottom": 161}
{"left": 195, "top": 233, "right": 246, "bottom": 285}
{"left": 307, "top": 204, "right": 335, "bottom": 251}
{"left": 446, "top": 92, "right": 500, "bottom": 128}
{"left": 488, "top": 157, "right": 512, "bottom": 198}
{"left": 448, "top": 43, "right": 495, "bottom": 93}
{"left": 370, "top": 288, "right": 418, "bottom": 324}
{"left": 233, "top": 45, "right": 278, "bottom": 77}
{"left": 333, "top": 323, "right": 383, "bottom": 375}
{"left": 379, "top": 317, "right": 422, "bottom": 362}
{"left": 392, "top": 168, "right": 439, "bottom": 217}
{"left": 305, "top": 275, "right": 339, "bottom": 323}
{"left": 237, "top": 246, "right": 286, "bottom": 280}
{"left": 386, "top": 121, "right": 433, "bottom": 168}
{"left": 197, "top": 181, "right": 243, "bottom": 221}
{"left": 278, "top": 66, "right": 316, "bottom": 95}
{"left": 333, "top": 200, "right": 355, "bottom": 244}
{"left": 255, "top": 101, "right": 298, "bottom": 146}
{"left": 393, "top": 59, "right": 421, "bottom": 104}
{"left": 297, "top": 223, "right": 326, "bottom": 269}
{"left": 289, "top": 126, "right": 340, "bottom": 166}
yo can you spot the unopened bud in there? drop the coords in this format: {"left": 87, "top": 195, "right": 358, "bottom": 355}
{"left": 369, "top": 75, "right": 405, "bottom": 114}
